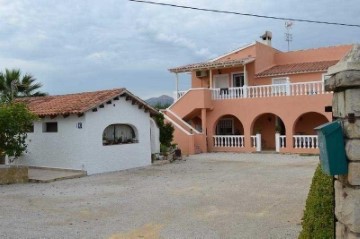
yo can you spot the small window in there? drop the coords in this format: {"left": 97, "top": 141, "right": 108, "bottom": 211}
{"left": 102, "top": 124, "right": 138, "bottom": 146}
{"left": 216, "top": 118, "right": 234, "bottom": 135}
{"left": 44, "top": 122, "right": 58, "bottom": 133}
{"left": 27, "top": 123, "right": 34, "bottom": 133}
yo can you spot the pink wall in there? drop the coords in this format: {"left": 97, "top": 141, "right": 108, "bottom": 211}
{"left": 170, "top": 89, "right": 213, "bottom": 118}
{"left": 205, "top": 94, "right": 332, "bottom": 152}
{"left": 294, "top": 112, "right": 329, "bottom": 135}
{"left": 214, "top": 44, "right": 256, "bottom": 62}
{"left": 192, "top": 71, "right": 210, "bottom": 88}
{"left": 254, "top": 42, "right": 279, "bottom": 74}
{"left": 252, "top": 113, "right": 277, "bottom": 149}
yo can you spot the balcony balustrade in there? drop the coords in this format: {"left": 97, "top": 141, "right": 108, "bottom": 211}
{"left": 213, "top": 135, "right": 245, "bottom": 148}
{"left": 174, "top": 81, "right": 327, "bottom": 101}
{"left": 293, "top": 135, "right": 319, "bottom": 149}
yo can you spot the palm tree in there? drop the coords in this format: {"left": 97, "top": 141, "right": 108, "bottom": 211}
{"left": 0, "top": 69, "right": 47, "bottom": 103}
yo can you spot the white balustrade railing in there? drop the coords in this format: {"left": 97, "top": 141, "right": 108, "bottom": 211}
{"left": 289, "top": 81, "right": 325, "bottom": 96}
{"left": 211, "top": 87, "right": 246, "bottom": 100}
{"left": 293, "top": 135, "right": 319, "bottom": 149}
{"left": 280, "top": 136, "right": 286, "bottom": 148}
{"left": 213, "top": 135, "right": 245, "bottom": 148}
{"left": 251, "top": 134, "right": 261, "bottom": 151}
{"left": 174, "top": 91, "right": 187, "bottom": 100}
{"left": 275, "top": 133, "right": 286, "bottom": 152}
{"left": 251, "top": 135, "right": 257, "bottom": 148}
{"left": 211, "top": 81, "right": 326, "bottom": 100}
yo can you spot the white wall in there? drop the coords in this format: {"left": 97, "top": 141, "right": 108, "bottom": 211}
{"left": 18, "top": 97, "right": 155, "bottom": 175}
{"left": 150, "top": 118, "right": 160, "bottom": 154}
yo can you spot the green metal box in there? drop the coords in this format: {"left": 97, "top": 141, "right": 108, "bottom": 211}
{"left": 315, "top": 121, "right": 348, "bottom": 176}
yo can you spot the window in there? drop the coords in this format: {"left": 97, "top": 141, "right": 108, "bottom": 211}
{"left": 216, "top": 118, "right": 234, "bottom": 135}
{"left": 232, "top": 73, "right": 245, "bottom": 87}
{"left": 43, "top": 122, "right": 58, "bottom": 132}
{"left": 272, "top": 77, "right": 289, "bottom": 94}
{"left": 102, "top": 124, "right": 138, "bottom": 146}
{"left": 27, "top": 123, "right": 34, "bottom": 133}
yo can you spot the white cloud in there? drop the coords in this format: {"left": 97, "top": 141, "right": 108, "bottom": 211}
{"left": 0, "top": 0, "right": 358, "bottom": 98}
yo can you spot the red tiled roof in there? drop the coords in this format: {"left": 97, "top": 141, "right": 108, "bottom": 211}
{"left": 16, "top": 88, "right": 158, "bottom": 117}
{"left": 256, "top": 60, "right": 338, "bottom": 78}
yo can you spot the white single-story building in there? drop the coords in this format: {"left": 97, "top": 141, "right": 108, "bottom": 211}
{"left": 16, "top": 88, "right": 160, "bottom": 175}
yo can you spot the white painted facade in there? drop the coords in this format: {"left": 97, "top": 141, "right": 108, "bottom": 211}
{"left": 18, "top": 97, "right": 159, "bottom": 175}
{"left": 150, "top": 118, "right": 160, "bottom": 154}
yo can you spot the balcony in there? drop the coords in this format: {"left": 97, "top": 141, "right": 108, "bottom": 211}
{"left": 175, "top": 81, "right": 328, "bottom": 101}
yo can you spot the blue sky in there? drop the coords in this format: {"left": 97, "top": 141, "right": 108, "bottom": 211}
{"left": 0, "top": 0, "right": 359, "bottom": 99}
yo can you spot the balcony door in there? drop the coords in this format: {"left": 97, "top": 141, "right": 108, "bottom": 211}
{"left": 213, "top": 74, "right": 229, "bottom": 88}
{"left": 232, "top": 73, "right": 245, "bottom": 87}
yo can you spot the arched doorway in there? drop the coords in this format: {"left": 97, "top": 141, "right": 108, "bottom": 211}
{"left": 214, "top": 114, "right": 244, "bottom": 135}
{"left": 213, "top": 115, "right": 245, "bottom": 148}
{"left": 293, "top": 112, "right": 329, "bottom": 135}
{"left": 251, "top": 113, "right": 285, "bottom": 150}
{"left": 293, "top": 112, "right": 328, "bottom": 149}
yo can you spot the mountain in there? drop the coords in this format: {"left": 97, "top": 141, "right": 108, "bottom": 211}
{"left": 145, "top": 95, "right": 174, "bottom": 107}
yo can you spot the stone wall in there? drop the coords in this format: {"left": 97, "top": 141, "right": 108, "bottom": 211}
{"left": 326, "top": 44, "right": 360, "bottom": 238}
{"left": 0, "top": 166, "right": 28, "bottom": 185}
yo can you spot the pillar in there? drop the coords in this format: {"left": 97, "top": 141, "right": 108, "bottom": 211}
{"left": 175, "top": 73, "right": 179, "bottom": 99}
{"left": 201, "top": 108, "right": 208, "bottom": 152}
{"left": 326, "top": 44, "right": 360, "bottom": 239}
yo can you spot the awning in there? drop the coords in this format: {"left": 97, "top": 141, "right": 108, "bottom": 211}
{"left": 169, "top": 57, "right": 255, "bottom": 73}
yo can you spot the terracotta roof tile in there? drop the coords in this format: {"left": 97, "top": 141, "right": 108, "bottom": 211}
{"left": 16, "top": 88, "right": 158, "bottom": 117}
{"left": 255, "top": 60, "right": 338, "bottom": 78}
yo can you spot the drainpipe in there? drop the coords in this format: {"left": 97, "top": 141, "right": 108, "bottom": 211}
{"left": 209, "top": 69, "right": 213, "bottom": 88}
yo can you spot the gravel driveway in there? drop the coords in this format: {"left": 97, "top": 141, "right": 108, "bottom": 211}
{"left": 0, "top": 153, "right": 318, "bottom": 239}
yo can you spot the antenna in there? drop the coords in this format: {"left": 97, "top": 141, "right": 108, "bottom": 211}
{"left": 285, "top": 21, "right": 293, "bottom": 51}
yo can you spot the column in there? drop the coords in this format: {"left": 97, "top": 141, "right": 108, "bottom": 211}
{"left": 201, "top": 108, "right": 208, "bottom": 152}
{"left": 201, "top": 108, "right": 207, "bottom": 134}
{"left": 326, "top": 44, "right": 360, "bottom": 239}
{"left": 243, "top": 64, "right": 249, "bottom": 98}
{"left": 175, "top": 73, "right": 179, "bottom": 99}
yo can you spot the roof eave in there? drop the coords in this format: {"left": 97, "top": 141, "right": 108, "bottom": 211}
{"left": 255, "top": 69, "right": 328, "bottom": 78}
{"left": 169, "top": 58, "right": 255, "bottom": 74}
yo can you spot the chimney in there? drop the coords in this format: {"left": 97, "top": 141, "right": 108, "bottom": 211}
{"left": 260, "top": 31, "right": 272, "bottom": 46}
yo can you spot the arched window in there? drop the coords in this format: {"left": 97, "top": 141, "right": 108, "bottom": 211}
{"left": 102, "top": 124, "right": 138, "bottom": 146}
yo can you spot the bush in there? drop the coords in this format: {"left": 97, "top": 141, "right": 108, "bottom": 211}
{"left": 0, "top": 103, "right": 37, "bottom": 160}
{"left": 298, "top": 164, "right": 334, "bottom": 239}
{"left": 153, "top": 113, "right": 174, "bottom": 148}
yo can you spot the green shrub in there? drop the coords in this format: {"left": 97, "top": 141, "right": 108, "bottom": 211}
{"left": 298, "top": 164, "right": 334, "bottom": 239}
{"left": 153, "top": 113, "right": 174, "bottom": 148}
{"left": 0, "top": 103, "right": 37, "bottom": 160}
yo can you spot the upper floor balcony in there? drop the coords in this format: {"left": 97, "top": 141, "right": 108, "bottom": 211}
{"left": 174, "top": 80, "right": 328, "bottom": 102}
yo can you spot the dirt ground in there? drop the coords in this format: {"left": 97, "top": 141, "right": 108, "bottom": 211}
{"left": 0, "top": 153, "right": 318, "bottom": 239}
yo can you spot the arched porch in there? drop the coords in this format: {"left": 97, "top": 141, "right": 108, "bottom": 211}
{"left": 251, "top": 113, "right": 286, "bottom": 151}
{"left": 212, "top": 114, "right": 245, "bottom": 149}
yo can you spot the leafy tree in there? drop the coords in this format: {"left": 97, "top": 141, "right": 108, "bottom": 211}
{"left": 0, "top": 69, "right": 47, "bottom": 103}
{"left": 153, "top": 113, "right": 174, "bottom": 148}
{"left": 0, "top": 103, "right": 37, "bottom": 161}
{"left": 154, "top": 102, "right": 171, "bottom": 110}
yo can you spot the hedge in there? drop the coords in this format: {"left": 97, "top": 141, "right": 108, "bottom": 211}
{"left": 298, "top": 164, "right": 334, "bottom": 239}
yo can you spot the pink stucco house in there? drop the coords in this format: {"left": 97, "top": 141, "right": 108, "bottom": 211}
{"left": 163, "top": 31, "right": 353, "bottom": 155}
